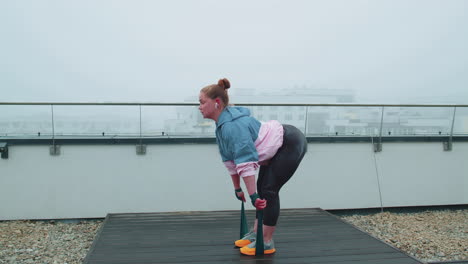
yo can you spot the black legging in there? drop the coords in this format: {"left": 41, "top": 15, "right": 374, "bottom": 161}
{"left": 257, "top": 124, "right": 308, "bottom": 226}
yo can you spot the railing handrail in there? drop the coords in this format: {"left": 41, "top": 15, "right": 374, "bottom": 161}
{"left": 1, "top": 102, "right": 468, "bottom": 107}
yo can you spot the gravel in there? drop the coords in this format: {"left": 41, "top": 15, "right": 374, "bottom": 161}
{"left": 0, "top": 209, "right": 466, "bottom": 263}
{"left": 0, "top": 220, "right": 102, "bottom": 264}
{"left": 340, "top": 209, "right": 468, "bottom": 263}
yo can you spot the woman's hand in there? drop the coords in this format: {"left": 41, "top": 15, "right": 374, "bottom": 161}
{"left": 249, "top": 193, "right": 267, "bottom": 210}
{"left": 253, "top": 198, "right": 267, "bottom": 210}
{"left": 235, "top": 188, "right": 246, "bottom": 202}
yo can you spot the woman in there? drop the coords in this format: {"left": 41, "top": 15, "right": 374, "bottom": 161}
{"left": 198, "top": 78, "right": 307, "bottom": 255}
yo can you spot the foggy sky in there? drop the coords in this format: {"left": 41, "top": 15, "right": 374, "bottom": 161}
{"left": 1, "top": 0, "right": 467, "bottom": 103}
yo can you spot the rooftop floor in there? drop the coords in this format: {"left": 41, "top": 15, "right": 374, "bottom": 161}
{"left": 84, "top": 208, "right": 423, "bottom": 264}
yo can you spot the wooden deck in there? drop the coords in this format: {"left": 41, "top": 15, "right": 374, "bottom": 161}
{"left": 83, "top": 208, "right": 423, "bottom": 264}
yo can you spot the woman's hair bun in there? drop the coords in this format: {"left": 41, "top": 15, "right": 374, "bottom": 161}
{"left": 218, "top": 78, "right": 231, "bottom": 89}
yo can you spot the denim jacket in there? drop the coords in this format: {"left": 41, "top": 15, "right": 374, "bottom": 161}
{"left": 215, "top": 106, "right": 261, "bottom": 165}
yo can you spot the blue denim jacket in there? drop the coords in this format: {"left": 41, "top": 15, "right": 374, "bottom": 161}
{"left": 216, "top": 106, "right": 261, "bottom": 164}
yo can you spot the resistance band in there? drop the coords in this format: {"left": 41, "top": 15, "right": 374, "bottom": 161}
{"left": 240, "top": 202, "right": 249, "bottom": 239}
{"left": 255, "top": 209, "right": 264, "bottom": 256}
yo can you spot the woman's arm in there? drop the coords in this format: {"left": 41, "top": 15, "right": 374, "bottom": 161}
{"left": 243, "top": 175, "right": 267, "bottom": 209}
{"left": 231, "top": 174, "right": 246, "bottom": 202}
{"left": 230, "top": 174, "right": 241, "bottom": 189}
{"left": 232, "top": 174, "right": 260, "bottom": 197}
{"left": 242, "top": 175, "right": 257, "bottom": 195}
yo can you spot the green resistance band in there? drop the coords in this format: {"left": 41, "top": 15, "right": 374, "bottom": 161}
{"left": 256, "top": 209, "right": 264, "bottom": 256}
{"left": 240, "top": 202, "right": 249, "bottom": 239}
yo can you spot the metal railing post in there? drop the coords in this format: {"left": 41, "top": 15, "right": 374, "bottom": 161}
{"left": 136, "top": 104, "right": 146, "bottom": 155}
{"left": 50, "top": 104, "right": 60, "bottom": 155}
{"left": 374, "top": 106, "right": 384, "bottom": 152}
{"left": 444, "top": 107, "right": 457, "bottom": 151}
{"left": 304, "top": 106, "right": 309, "bottom": 136}
{"left": 51, "top": 105, "right": 55, "bottom": 143}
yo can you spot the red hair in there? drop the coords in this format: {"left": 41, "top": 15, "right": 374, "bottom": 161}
{"left": 200, "top": 78, "right": 231, "bottom": 106}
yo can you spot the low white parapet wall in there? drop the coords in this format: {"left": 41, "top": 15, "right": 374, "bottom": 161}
{"left": 0, "top": 142, "right": 466, "bottom": 220}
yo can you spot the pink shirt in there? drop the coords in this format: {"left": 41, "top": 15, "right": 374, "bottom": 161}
{"left": 223, "top": 120, "right": 284, "bottom": 177}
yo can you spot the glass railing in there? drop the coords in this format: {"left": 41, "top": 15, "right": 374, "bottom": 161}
{"left": 1, "top": 102, "right": 467, "bottom": 139}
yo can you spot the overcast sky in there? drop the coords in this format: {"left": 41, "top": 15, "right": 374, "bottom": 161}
{"left": 1, "top": 0, "right": 467, "bottom": 104}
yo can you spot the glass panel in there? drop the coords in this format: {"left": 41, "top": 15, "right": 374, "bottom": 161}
{"left": 52, "top": 105, "right": 140, "bottom": 137}
{"left": 0, "top": 105, "right": 52, "bottom": 138}
{"left": 453, "top": 106, "right": 468, "bottom": 135}
{"left": 251, "top": 106, "right": 307, "bottom": 133}
{"left": 383, "top": 107, "right": 453, "bottom": 136}
{"left": 306, "top": 106, "right": 383, "bottom": 136}
{"left": 1, "top": 104, "right": 466, "bottom": 139}
{"left": 142, "top": 105, "right": 216, "bottom": 137}
{"left": 141, "top": 105, "right": 172, "bottom": 137}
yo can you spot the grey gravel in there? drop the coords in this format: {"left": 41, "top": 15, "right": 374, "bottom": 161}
{"left": 341, "top": 209, "right": 468, "bottom": 263}
{"left": 0, "top": 220, "right": 102, "bottom": 264}
{"left": 1, "top": 209, "right": 466, "bottom": 263}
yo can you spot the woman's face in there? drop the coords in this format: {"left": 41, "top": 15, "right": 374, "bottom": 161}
{"left": 199, "top": 92, "right": 217, "bottom": 120}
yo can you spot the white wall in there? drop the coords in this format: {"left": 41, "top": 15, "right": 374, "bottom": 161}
{"left": 0, "top": 142, "right": 466, "bottom": 220}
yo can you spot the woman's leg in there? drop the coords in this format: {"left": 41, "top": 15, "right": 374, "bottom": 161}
{"left": 257, "top": 125, "right": 307, "bottom": 241}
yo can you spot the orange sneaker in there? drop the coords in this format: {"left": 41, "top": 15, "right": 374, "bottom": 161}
{"left": 235, "top": 230, "right": 256, "bottom": 248}
{"left": 240, "top": 240, "right": 276, "bottom": 256}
